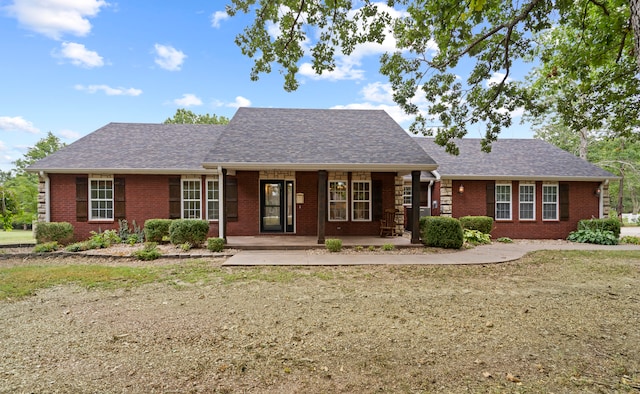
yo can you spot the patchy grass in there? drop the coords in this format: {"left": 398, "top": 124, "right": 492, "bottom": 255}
{"left": 0, "top": 230, "right": 35, "bottom": 245}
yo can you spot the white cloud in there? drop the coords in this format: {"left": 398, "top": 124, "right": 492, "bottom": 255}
{"left": 58, "top": 129, "right": 81, "bottom": 140}
{"left": 0, "top": 140, "right": 6, "bottom": 150}
{"left": 6, "top": 0, "right": 108, "bottom": 40}
{"left": 211, "top": 10, "right": 229, "bottom": 28}
{"left": 0, "top": 116, "right": 40, "bottom": 133}
{"left": 228, "top": 96, "right": 251, "bottom": 108}
{"left": 173, "top": 94, "right": 202, "bottom": 107}
{"left": 75, "top": 84, "right": 142, "bottom": 96}
{"left": 154, "top": 44, "right": 186, "bottom": 71}
{"left": 56, "top": 42, "right": 104, "bottom": 68}
{"left": 487, "top": 72, "right": 514, "bottom": 87}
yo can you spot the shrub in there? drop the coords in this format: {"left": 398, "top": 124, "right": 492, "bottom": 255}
{"left": 90, "top": 229, "right": 121, "bottom": 248}
{"left": 381, "top": 243, "right": 395, "bottom": 251}
{"left": 33, "top": 241, "right": 59, "bottom": 253}
{"left": 354, "top": 245, "right": 364, "bottom": 252}
{"left": 207, "top": 237, "right": 225, "bottom": 252}
{"left": 118, "top": 219, "right": 144, "bottom": 244}
{"left": 577, "top": 218, "right": 621, "bottom": 238}
{"left": 496, "top": 237, "right": 513, "bottom": 243}
{"left": 179, "top": 242, "right": 192, "bottom": 251}
{"left": 144, "top": 219, "right": 173, "bottom": 243}
{"left": 65, "top": 241, "right": 91, "bottom": 252}
{"left": 567, "top": 229, "right": 618, "bottom": 245}
{"left": 620, "top": 235, "right": 640, "bottom": 245}
{"left": 325, "top": 238, "right": 342, "bottom": 252}
{"left": 367, "top": 245, "right": 376, "bottom": 251}
{"left": 34, "top": 222, "right": 74, "bottom": 245}
{"left": 420, "top": 216, "right": 464, "bottom": 249}
{"left": 463, "top": 229, "right": 491, "bottom": 245}
{"left": 169, "top": 219, "right": 210, "bottom": 246}
{"left": 131, "top": 242, "right": 162, "bottom": 261}
{"left": 459, "top": 216, "right": 494, "bottom": 235}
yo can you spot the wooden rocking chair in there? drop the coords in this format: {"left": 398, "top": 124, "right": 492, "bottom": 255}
{"left": 380, "top": 208, "right": 398, "bottom": 237}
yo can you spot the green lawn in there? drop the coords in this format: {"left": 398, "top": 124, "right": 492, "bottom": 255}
{"left": 0, "top": 230, "right": 35, "bottom": 245}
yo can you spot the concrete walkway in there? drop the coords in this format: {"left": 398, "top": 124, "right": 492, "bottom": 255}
{"left": 223, "top": 241, "right": 640, "bottom": 266}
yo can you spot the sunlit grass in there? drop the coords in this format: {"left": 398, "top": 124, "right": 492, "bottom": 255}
{"left": 0, "top": 230, "right": 35, "bottom": 245}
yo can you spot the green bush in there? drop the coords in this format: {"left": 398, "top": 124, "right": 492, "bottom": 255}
{"left": 420, "top": 216, "right": 464, "bottom": 249}
{"left": 65, "top": 241, "right": 91, "bottom": 252}
{"left": 567, "top": 229, "right": 618, "bottom": 245}
{"left": 34, "top": 222, "right": 74, "bottom": 245}
{"left": 33, "top": 241, "right": 59, "bottom": 253}
{"left": 496, "top": 237, "right": 513, "bottom": 243}
{"left": 207, "top": 237, "right": 225, "bottom": 252}
{"left": 169, "top": 219, "right": 210, "bottom": 246}
{"left": 131, "top": 242, "right": 162, "bottom": 261}
{"left": 90, "top": 229, "right": 120, "bottom": 248}
{"left": 620, "top": 235, "right": 640, "bottom": 245}
{"left": 577, "top": 218, "right": 621, "bottom": 238}
{"left": 144, "top": 219, "right": 173, "bottom": 243}
{"left": 325, "top": 238, "right": 342, "bottom": 252}
{"left": 381, "top": 243, "right": 395, "bottom": 251}
{"left": 118, "top": 219, "right": 144, "bottom": 244}
{"left": 463, "top": 229, "right": 491, "bottom": 245}
{"left": 459, "top": 216, "right": 494, "bottom": 234}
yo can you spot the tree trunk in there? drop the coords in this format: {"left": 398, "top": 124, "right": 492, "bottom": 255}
{"left": 578, "top": 127, "right": 588, "bottom": 160}
{"left": 631, "top": 0, "right": 640, "bottom": 66}
{"left": 617, "top": 164, "right": 625, "bottom": 219}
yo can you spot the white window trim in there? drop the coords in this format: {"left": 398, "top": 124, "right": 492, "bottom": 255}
{"left": 89, "top": 177, "right": 114, "bottom": 221}
{"left": 206, "top": 177, "right": 219, "bottom": 221}
{"left": 542, "top": 184, "right": 559, "bottom": 221}
{"left": 403, "top": 185, "right": 412, "bottom": 206}
{"left": 519, "top": 183, "right": 536, "bottom": 221}
{"left": 351, "top": 180, "right": 372, "bottom": 222}
{"left": 181, "top": 177, "right": 202, "bottom": 219}
{"left": 495, "top": 182, "right": 512, "bottom": 221}
{"left": 328, "top": 180, "right": 348, "bottom": 222}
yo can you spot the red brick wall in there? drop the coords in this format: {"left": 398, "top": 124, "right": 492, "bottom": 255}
{"left": 451, "top": 179, "right": 601, "bottom": 239}
{"left": 295, "top": 171, "right": 318, "bottom": 235}
{"left": 226, "top": 171, "right": 260, "bottom": 236}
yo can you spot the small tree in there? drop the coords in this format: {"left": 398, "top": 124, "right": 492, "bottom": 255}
{"left": 164, "top": 109, "right": 230, "bottom": 125}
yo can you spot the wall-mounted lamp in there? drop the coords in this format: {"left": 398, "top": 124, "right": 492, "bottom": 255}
{"left": 458, "top": 184, "right": 465, "bottom": 194}
{"left": 594, "top": 188, "right": 601, "bottom": 197}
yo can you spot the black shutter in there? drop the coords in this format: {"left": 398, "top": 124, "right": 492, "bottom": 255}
{"left": 169, "top": 177, "right": 181, "bottom": 219}
{"left": 559, "top": 183, "right": 570, "bottom": 221}
{"left": 372, "top": 179, "right": 383, "bottom": 221}
{"left": 486, "top": 182, "right": 495, "bottom": 218}
{"left": 226, "top": 177, "right": 238, "bottom": 222}
{"left": 76, "top": 177, "right": 88, "bottom": 222}
{"left": 114, "top": 177, "right": 125, "bottom": 220}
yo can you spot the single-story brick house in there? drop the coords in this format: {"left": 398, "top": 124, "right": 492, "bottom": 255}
{"left": 404, "top": 138, "right": 616, "bottom": 239}
{"left": 28, "top": 107, "right": 616, "bottom": 242}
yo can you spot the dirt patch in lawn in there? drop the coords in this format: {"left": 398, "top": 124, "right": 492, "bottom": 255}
{"left": 1, "top": 251, "right": 639, "bottom": 393}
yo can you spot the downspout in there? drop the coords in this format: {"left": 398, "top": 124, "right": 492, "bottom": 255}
{"left": 218, "top": 165, "right": 224, "bottom": 239}
{"left": 600, "top": 180, "right": 608, "bottom": 218}
{"left": 427, "top": 180, "right": 434, "bottom": 215}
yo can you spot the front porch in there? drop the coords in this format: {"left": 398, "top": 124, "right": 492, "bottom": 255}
{"left": 226, "top": 234, "right": 420, "bottom": 250}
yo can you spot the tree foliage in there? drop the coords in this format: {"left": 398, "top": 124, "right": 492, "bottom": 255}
{"left": 227, "top": 0, "right": 639, "bottom": 153}
{"left": 164, "top": 109, "right": 230, "bottom": 124}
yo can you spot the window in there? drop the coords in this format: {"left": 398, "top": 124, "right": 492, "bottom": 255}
{"left": 403, "top": 186, "right": 412, "bottom": 205}
{"left": 328, "top": 181, "right": 347, "bottom": 221}
{"left": 207, "top": 178, "right": 219, "bottom": 221}
{"left": 542, "top": 184, "right": 558, "bottom": 220}
{"left": 519, "top": 184, "right": 535, "bottom": 220}
{"left": 182, "top": 179, "right": 201, "bottom": 219}
{"left": 495, "top": 183, "right": 512, "bottom": 220}
{"left": 352, "top": 181, "right": 371, "bottom": 221}
{"left": 89, "top": 178, "right": 113, "bottom": 220}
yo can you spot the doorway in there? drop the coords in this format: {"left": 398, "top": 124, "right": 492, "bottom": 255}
{"left": 260, "top": 180, "right": 294, "bottom": 233}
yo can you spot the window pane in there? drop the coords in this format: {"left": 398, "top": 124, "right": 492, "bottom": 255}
{"left": 352, "top": 181, "right": 371, "bottom": 221}
{"left": 329, "top": 181, "right": 348, "bottom": 221}
{"left": 495, "top": 184, "right": 511, "bottom": 220}
{"left": 183, "top": 180, "right": 201, "bottom": 219}
{"left": 89, "top": 179, "right": 114, "bottom": 220}
{"left": 542, "top": 185, "right": 558, "bottom": 220}
{"left": 519, "top": 185, "right": 534, "bottom": 220}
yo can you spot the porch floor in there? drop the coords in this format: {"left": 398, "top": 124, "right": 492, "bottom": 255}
{"left": 226, "top": 234, "right": 418, "bottom": 250}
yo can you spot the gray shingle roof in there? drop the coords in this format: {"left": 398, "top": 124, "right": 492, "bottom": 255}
{"left": 28, "top": 123, "right": 224, "bottom": 173}
{"left": 203, "top": 107, "right": 436, "bottom": 170}
{"left": 414, "top": 137, "right": 617, "bottom": 180}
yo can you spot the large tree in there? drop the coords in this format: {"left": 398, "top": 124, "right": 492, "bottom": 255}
{"left": 227, "top": 0, "right": 639, "bottom": 153}
{"left": 164, "top": 109, "right": 230, "bottom": 124}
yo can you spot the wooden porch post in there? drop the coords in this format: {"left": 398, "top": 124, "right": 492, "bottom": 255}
{"left": 317, "top": 170, "right": 327, "bottom": 244}
{"left": 411, "top": 170, "right": 421, "bottom": 244}
{"left": 222, "top": 168, "right": 227, "bottom": 242}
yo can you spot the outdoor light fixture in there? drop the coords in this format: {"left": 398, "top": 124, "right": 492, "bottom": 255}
{"left": 458, "top": 184, "right": 465, "bottom": 194}
{"left": 595, "top": 188, "right": 601, "bottom": 197}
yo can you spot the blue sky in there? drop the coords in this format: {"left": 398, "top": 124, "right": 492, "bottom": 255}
{"left": 0, "top": 1, "right": 533, "bottom": 172}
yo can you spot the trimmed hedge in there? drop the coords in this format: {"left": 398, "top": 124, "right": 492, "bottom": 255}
{"left": 459, "top": 216, "right": 493, "bottom": 234}
{"left": 143, "top": 219, "right": 172, "bottom": 243}
{"left": 207, "top": 237, "right": 225, "bottom": 252}
{"left": 168, "top": 219, "right": 210, "bottom": 246}
{"left": 577, "top": 218, "right": 621, "bottom": 238}
{"left": 34, "top": 222, "right": 74, "bottom": 245}
{"left": 420, "top": 216, "right": 464, "bottom": 249}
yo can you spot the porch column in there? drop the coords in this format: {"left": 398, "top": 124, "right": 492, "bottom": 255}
{"left": 222, "top": 168, "right": 227, "bottom": 242}
{"left": 411, "top": 170, "right": 421, "bottom": 244}
{"left": 317, "top": 170, "right": 327, "bottom": 244}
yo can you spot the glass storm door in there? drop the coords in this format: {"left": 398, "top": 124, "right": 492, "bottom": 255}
{"left": 260, "top": 180, "right": 294, "bottom": 233}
